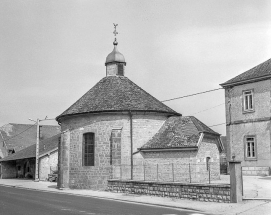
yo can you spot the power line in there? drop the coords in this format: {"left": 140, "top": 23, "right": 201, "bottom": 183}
{"left": 190, "top": 103, "right": 225, "bottom": 115}
{"left": 0, "top": 123, "right": 37, "bottom": 144}
{"left": 161, "top": 88, "right": 223, "bottom": 102}
{"left": 208, "top": 122, "right": 226, "bottom": 128}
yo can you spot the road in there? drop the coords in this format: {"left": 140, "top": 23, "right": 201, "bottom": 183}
{"left": 0, "top": 185, "right": 210, "bottom": 215}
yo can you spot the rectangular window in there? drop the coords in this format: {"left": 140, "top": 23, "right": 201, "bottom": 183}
{"left": 82, "top": 133, "right": 95, "bottom": 166}
{"left": 243, "top": 90, "right": 254, "bottom": 112}
{"left": 245, "top": 136, "right": 257, "bottom": 160}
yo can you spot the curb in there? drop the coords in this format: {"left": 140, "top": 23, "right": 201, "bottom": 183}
{"left": 0, "top": 184, "right": 204, "bottom": 213}
{"left": 243, "top": 198, "right": 271, "bottom": 201}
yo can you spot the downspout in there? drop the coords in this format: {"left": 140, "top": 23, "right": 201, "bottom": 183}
{"left": 129, "top": 110, "right": 133, "bottom": 180}
{"left": 0, "top": 130, "right": 8, "bottom": 157}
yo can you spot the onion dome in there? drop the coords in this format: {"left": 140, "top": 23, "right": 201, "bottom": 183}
{"left": 105, "top": 39, "right": 126, "bottom": 66}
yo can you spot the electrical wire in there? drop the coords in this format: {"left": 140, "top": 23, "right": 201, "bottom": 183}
{"left": 208, "top": 122, "right": 226, "bottom": 128}
{"left": 190, "top": 103, "right": 225, "bottom": 115}
{"left": 0, "top": 123, "right": 37, "bottom": 144}
{"left": 161, "top": 88, "right": 223, "bottom": 102}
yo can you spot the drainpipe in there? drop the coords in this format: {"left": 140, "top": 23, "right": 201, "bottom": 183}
{"left": 129, "top": 110, "right": 133, "bottom": 180}
{"left": 0, "top": 130, "right": 8, "bottom": 157}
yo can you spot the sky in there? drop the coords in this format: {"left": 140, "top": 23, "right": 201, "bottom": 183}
{"left": 0, "top": 0, "right": 271, "bottom": 135}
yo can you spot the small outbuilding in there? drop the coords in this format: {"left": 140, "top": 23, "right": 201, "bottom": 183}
{"left": 136, "top": 116, "right": 223, "bottom": 182}
{"left": 0, "top": 134, "right": 60, "bottom": 180}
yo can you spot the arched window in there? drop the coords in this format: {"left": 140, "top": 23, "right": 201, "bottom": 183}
{"left": 83, "top": 133, "right": 95, "bottom": 166}
{"left": 206, "top": 157, "right": 211, "bottom": 171}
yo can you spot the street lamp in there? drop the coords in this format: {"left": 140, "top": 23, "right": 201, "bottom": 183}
{"left": 28, "top": 116, "right": 55, "bottom": 182}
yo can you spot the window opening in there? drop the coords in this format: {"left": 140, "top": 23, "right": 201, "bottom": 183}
{"left": 243, "top": 90, "right": 253, "bottom": 111}
{"left": 246, "top": 137, "right": 256, "bottom": 158}
{"left": 83, "top": 133, "right": 95, "bottom": 166}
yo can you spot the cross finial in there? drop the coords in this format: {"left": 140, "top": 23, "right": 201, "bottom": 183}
{"left": 113, "top": 23, "right": 118, "bottom": 37}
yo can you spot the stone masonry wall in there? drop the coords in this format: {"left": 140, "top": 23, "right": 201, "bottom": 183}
{"left": 225, "top": 79, "right": 271, "bottom": 170}
{"left": 107, "top": 180, "right": 231, "bottom": 203}
{"left": 198, "top": 137, "right": 220, "bottom": 180}
{"left": 60, "top": 113, "right": 166, "bottom": 190}
{"left": 242, "top": 166, "right": 270, "bottom": 176}
{"left": 39, "top": 150, "right": 58, "bottom": 180}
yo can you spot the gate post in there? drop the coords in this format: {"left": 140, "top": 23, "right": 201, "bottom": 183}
{"left": 229, "top": 160, "right": 242, "bottom": 203}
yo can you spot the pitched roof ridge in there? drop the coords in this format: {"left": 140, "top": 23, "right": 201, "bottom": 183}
{"left": 221, "top": 57, "right": 271, "bottom": 87}
{"left": 0, "top": 133, "right": 60, "bottom": 162}
{"left": 189, "top": 116, "right": 219, "bottom": 135}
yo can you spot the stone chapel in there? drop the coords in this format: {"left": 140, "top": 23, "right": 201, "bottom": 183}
{"left": 56, "top": 37, "right": 223, "bottom": 190}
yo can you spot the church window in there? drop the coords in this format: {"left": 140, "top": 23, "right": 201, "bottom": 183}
{"left": 83, "top": 133, "right": 95, "bottom": 166}
{"left": 243, "top": 90, "right": 254, "bottom": 112}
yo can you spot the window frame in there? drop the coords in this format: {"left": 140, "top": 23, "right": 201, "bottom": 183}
{"left": 242, "top": 89, "right": 254, "bottom": 113}
{"left": 82, "top": 132, "right": 95, "bottom": 166}
{"left": 244, "top": 135, "right": 257, "bottom": 161}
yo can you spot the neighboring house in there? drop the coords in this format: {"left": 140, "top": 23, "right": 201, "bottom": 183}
{"left": 56, "top": 39, "right": 222, "bottom": 190}
{"left": 0, "top": 134, "right": 60, "bottom": 180}
{"left": 220, "top": 58, "right": 271, "bottom": 176}
{"left": 0, "top": 123, "right": 60, "bottom": 158}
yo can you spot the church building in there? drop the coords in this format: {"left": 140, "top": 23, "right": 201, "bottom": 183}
{"left": 56, "top": 33, "right": 223, "bottom": 190}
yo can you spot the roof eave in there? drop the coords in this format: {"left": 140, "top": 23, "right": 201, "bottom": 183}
{"left": 201, "top": 131, "right": 221, "bottom": 136}
{"left": 220, "top": 74, "right": 271, "bottom": 88}
{"left": 138, "top": 147, "right": 198, "bottom": 152}
{"left": 39, "top": 147, "right": 58, "bottom": 158}
{"left": 0, "top": 156, "right": 35, "bottom": 162}
{"left": 56, "top": 110, "right": 181, "bottom": 122}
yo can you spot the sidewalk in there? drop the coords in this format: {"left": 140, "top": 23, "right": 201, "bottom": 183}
{"left": 212, "top": 175, "right": 271, "bottom": 200}
{"left": 0, "top": 178, "right": 270, "bottom": 215}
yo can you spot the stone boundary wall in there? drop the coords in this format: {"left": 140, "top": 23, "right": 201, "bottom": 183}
{"left": 242, "top": 166, "right": 270, "bottom": 176}
{"left": 107, "top": 180, "right": 230, "bottom": 203}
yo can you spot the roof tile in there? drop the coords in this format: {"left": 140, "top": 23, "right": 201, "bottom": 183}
{"left": 0, "top": 134, "right": 60, "bottom": 162}
{"left": 140, "top": 116, "right": 219, "bottom": 150}
{"left": 56, "top": 76, "right": 180, "bottom": 121}
{"left": 221, "top": 58, "right": 271, "bottom": 87}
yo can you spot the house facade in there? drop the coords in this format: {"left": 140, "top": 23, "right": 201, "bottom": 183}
{"left": 221, "top": 58, "right": 271, "bottom": 176}
{"left": 56, "top": 38, "right": 222, "bottom": 190}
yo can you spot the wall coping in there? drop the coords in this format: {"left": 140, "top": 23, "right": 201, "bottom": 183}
{"left": 108, "top": 179, "right": 230, "bottom": 188}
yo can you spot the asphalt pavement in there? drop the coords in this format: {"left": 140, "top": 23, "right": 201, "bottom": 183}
{"left": 0, "top": 177, "right": 270, "bottom": 215}
{"left": 0, "top": 185, "right": 208, "bottom": 215}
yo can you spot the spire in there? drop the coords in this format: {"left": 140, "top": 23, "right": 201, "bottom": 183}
{"left": 105, "top": 23, "right": 126, "bottom": 76}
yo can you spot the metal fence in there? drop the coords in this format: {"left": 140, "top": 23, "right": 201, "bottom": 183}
{"left": 111, "top": 162, "right": 219, "bottom": 184}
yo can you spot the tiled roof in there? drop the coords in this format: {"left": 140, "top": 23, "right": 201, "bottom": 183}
{"left": 56, "top": 76, "right": 180, "bottom": 121}
{"left": 221, "top": 58, "right": 271, "bottom": 87}
{"left": 140, "top": 116, "right": 219, "bottom": 150}
{"left": 0, "top": 124, "right": 60, "bottom": 152}
{"left": 0, "top": 134, "right": 60, "bottom": 162}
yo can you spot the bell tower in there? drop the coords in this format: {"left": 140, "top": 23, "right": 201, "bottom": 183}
{"left": 105, "top": 24, "right": 126, "bottom": 76}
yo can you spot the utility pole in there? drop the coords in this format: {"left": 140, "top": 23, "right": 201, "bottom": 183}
{"left": 35, "top": 119, "right": 40, "bottom": 182}
{"left": 29, "top": 116, "right": 54, "bottom": 182}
